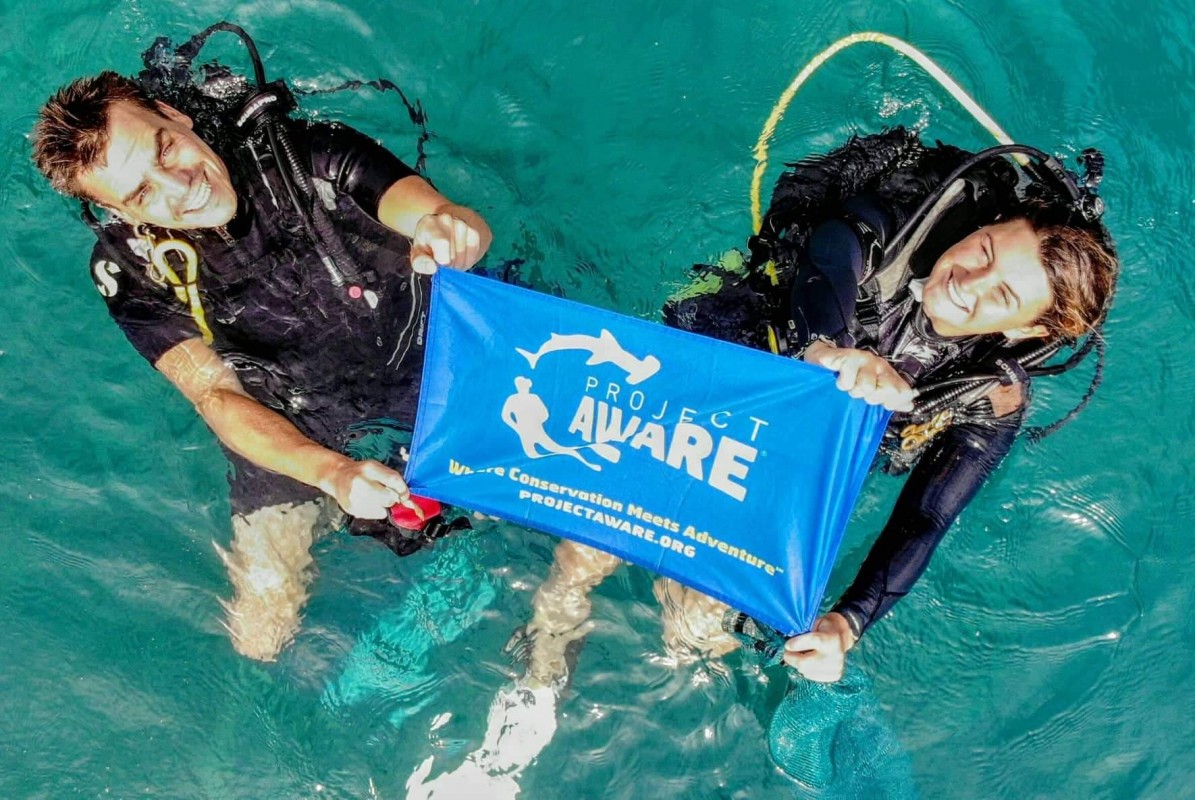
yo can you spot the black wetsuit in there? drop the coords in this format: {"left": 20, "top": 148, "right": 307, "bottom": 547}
{"left": 784, "top": 195, "right": 1023, "bottom": 639}
{"left": 89, "top": 118, "right": 425, "bottom": 515}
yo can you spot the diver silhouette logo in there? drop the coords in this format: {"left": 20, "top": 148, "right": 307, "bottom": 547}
{"left": 516, "top": 329, "right": 661, "bottom": 385}
{"left": 503, "top": 328, "right": 658, "bottom": 471}
{"left": 501, "top": 376, "right": 620, "bottom": 471}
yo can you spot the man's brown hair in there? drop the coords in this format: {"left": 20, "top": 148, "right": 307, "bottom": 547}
{"left": 31, "top": 71, "right": 158, "bottom": 199}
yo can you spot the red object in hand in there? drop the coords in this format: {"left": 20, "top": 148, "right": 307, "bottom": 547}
{"left": 389, "top": 495, "right": 442, "bottom": 530}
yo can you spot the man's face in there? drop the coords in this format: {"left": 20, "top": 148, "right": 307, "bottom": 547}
{"left": 75, "top": 100, "right": 238, "bottom": 230}
{"left": 921, "top": 218, "right": 1053, "bottom": 339}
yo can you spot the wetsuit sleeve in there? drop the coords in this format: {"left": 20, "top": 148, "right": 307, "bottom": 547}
{"left": 89, "top": 241, "right": 202, "bottom": 366}
{"left": 788, "top": 195, "right": 894, "bottom": 350}
{"left": 831, "top": 410, "right": 1022, "bottom": 638}
{"left": 303, "top": 121, "right": 418, "bottom": 220}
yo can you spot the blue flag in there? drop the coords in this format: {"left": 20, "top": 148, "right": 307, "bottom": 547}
{"left": 406, "top": 270, "right": 889, "bottom": 635}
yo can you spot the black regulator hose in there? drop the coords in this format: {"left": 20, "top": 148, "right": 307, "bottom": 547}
{"left": 175, "top": 22, "right": 267, "bottom": 86}
{"left": 909, "top": 331, "right": 1105, "bottom": 441}
{"left": 1025, "top": 334, "right": 1106, "bottom": 443}
{"left": 264, "top": 119, "right": 363, "bottom": 286}
{"left": 883, "top": 144, "right": 1081, "bottom": 259}
{"left": 179, "top": 21, "right": 365, "bottom": 290}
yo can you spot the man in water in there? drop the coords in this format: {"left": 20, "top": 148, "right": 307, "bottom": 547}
{"left": 31, "top": 69, "right": 491, "bottom": 661}
{"left": 521, "top": 129, "right": 1118, "bottom": 687}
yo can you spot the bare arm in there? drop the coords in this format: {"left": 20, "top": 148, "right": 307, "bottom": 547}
{"left": 155, "top": 338, "right": 412, "bottom": 519}
{"left": 377, "top": 175, "right": 492, "bottom": 274}
{"left": 306, "top": 122, "right": 491, "bottom": 273}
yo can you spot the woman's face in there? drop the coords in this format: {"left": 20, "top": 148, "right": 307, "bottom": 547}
{"left": 921, "top": 218, "right": 1053, "bottom": 339}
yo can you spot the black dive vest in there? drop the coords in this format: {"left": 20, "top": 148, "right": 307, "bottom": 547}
{"left": 663, "top": 128, "right": 1028, "bottom": 466}
{"left": 664, "top": 128, "right": 1007, "bottom": 352}
{"left": 94, "top": 119, "right": 427, "bottom": 448}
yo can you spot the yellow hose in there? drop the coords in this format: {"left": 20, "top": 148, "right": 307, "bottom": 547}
{"left": 151, "top": 238, "right": 214, "bottom": 344}
{"left": 751, "top": 31, "right": 1022, "bottom": 233}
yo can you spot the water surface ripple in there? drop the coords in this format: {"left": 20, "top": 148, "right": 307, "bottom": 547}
{"left": 2, "top": 1, "right": 1193, "bottom": 798}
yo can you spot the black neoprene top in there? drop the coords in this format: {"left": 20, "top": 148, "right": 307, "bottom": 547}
{"left": 88, "top": 119, "right": 427, "bottom": 449}
{"left": 788, "top": 196, "right": 1024, "bottom": 638}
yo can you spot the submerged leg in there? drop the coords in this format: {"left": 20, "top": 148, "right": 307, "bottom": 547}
{"left": 654, "top": 576, "right": 739, "bottom": 663}
{"left": 214, "top": 498, "right": 333, "bottom": 661}
{"left": 525, "top": 539, "right": 622, "bottom": 687}
{"left": 322, "top": 528, "right": 498, "bottom": 726}
{"left": 408, "top": 538, "right": 620, "bottom": 793}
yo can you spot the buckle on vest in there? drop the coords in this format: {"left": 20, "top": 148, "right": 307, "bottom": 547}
{"left": 899, "top": 409, "right": 954, "bottom": 452}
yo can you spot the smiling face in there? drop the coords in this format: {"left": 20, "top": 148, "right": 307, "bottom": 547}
{"left": 921, "top": 218, "right": 1054, "bottom": 339}
{"left": 74, "top": 100, "right": 238, "bottom": 230}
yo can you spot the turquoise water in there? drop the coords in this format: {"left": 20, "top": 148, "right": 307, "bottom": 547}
{"left": 2, "top": 0, "right": 1192, "bottom": 797}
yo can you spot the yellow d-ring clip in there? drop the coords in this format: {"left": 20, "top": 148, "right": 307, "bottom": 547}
{"left": 151, "top": 238, "right": 198, "bottom": 277}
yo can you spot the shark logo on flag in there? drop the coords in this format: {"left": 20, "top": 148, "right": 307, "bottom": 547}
{"left": 503, "top": 329, "right": 659, "bottom": 471}
{"left": 516, "top": 330, "right": 661, "bottom": 384}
